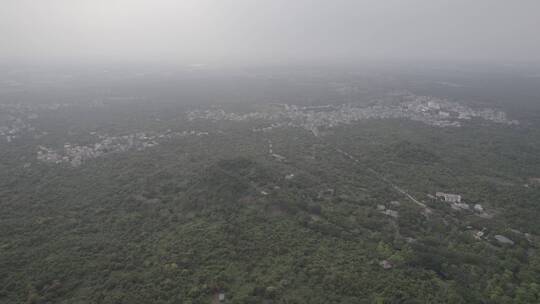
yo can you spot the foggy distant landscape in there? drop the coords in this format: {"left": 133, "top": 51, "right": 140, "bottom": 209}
{"left": 1, "top": 1, "right": 540, "bottom": 303}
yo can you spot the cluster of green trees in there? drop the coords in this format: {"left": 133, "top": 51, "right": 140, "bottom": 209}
{"left": 1, "top": 113, "right": 539, "bottom": 303}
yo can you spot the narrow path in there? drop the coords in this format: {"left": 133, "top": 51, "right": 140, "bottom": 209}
{"left": 266, "top": 135, "right": 426, "bottom": 209}
{"left": 333, "top": 147, "right": 426, "bottom": 208}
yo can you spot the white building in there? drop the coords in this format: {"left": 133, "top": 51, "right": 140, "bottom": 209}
{"left": 436, "top": 192, "right": 461, "bottom": 203}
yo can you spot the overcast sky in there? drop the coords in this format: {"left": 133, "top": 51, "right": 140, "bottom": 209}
{"left": 1, "top": 0, "right": 539, "bottom": 66}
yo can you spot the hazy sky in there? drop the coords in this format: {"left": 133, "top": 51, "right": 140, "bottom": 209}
{"left": 1, "top": 0, "right": 539, "bottom": 66}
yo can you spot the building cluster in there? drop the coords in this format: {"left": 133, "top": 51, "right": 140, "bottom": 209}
{"left": 435, "top": 192, "right": 462, "bottom": 203}
{"left": 186, "top": 94, "right": 518, "bottom": 136}
{"left": 37, "top": 133, "right": 159, "bottom": 167}
{"left": 471, "top": 228, "right": 517, "bottom": 246}
{"left": 0, "top": 116, "right": 40, "bottom": 143}
{"left": 0, "top": 101, "right": 111, "bottom": 144}
{"left": 37, "top": 130, "right": 209, "bottom": 167}
{"left": 0, "top": 117, "right": 35, "bottom": 143}
{"left": 377, "top": 204, "right": 399, "bottom": 218}
{"left": 0, "top": 103, "right": 58, "bottom": 143}
{"left": 402, "top": 95, "right": 518, "bottom": 126}
{"left": 435, "top": 192, "right": 469, "bottom": 211}
{"left": 433, "top": 191, "right": 491, "bottom": 218}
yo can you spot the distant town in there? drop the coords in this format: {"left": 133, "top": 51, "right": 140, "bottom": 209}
{"left": 37, "top": 130, "right": 209, "bottom": 167}
{"left": 187, "top": 94, "right": 518, "bottom": 136}
{"left": 0, "top": 93, "right": 521, "bottom": 168}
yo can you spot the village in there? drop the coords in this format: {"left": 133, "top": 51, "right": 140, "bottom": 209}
{"left": 37, "top": 130, "right": 209, "bottom": 167}
{"left": 0, "top": 101, "right": 109, "bottom": 144}
{"left": 187, "top": 94, "right": 518, "bottom": 136}
{"left": 0, "top": 105, "right": 39, "bottom": 143}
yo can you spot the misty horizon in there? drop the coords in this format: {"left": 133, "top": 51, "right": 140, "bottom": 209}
{"left": 2, "top": 0, "right": 540, "bottom": 67}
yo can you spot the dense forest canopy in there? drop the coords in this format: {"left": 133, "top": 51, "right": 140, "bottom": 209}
{"left": 1, "top": 66, "right": 540, "bottom": 303}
